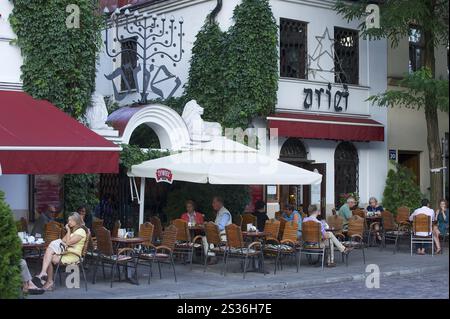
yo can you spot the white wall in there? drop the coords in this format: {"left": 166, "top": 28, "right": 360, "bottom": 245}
{"left": 0, "top": 175, "right": 29, "bottom": 220}
{"left": 0, "top": 0, "right": 23, "bottom": 90}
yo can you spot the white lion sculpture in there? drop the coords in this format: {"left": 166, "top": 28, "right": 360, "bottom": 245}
{"left": 85, "top": 92, "right": 112, "bottom": 130}
{"left": 181, "top": 100, "right": 222, "bottom": 141}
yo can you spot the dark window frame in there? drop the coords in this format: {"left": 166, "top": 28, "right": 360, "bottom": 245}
{"left": 408, "top": 25, "right": 425, "bottom": 73}
{"left": 334, "top": 26, "right": 359, "bottom": 85}
{"left": 279, "top": 18, "right": 308, "bottom": 79}
{"left": 120, "top": 37, "right": 138, "bottom": 91}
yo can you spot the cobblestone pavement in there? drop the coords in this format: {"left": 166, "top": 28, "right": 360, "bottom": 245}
{"left": 215, "top": 272, "right": 449, "bottom": 299}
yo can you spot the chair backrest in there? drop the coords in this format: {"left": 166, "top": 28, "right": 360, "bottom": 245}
{"left": 282, "top": 221, "right": 298, "bottom": 242}
{"left": 111, "top": 220, "right": 121, "bottom": 238}
{"left": 347, "top": 216, "right": 364, "bottom": 237}
{"left": 302, "top": 221, "right": 322, "bottom": 244}
{"left": 413, "top": 214, "right": 432, "bottom": 235}
{"left": 326, "top": 215, "right": 344, "bottom": 231}
{"left": 241, "top": 214, "right": 257, "bottom": 231}
{"left": 204, "top": 222, "right": 222, "bottom": 246}
{"left": 161, "top": 224, "right": 178, "bottom": 251}
{"left": 278, "top": 217, "right": 287, "bottom": 240}
{"left": 352, "top": 209, "right": 366, "bottom": 219}
{"left": 172, "top": 219, "right": 191, "bottom": 242}
{"left": 139, "top": 222, "right": 154, "bottom": 246}
{"left": 396, "top": 206, "right": 410, "bottom": 223}
{"left": 381, "top": 210, "right": 396, "bottom": 231}
{"left": 92, "top": 218, "right": 104, "bottom": 234}
{"left": 150, "top": 216, "right": 163, "bottom": 242}
{"left": 95, "top": 226, "right": 114, "bottom": 256}
{"left": 44, "top": 221, "right": 63, "bottom": 244}
{"left": 264, "top": 219, "right": 280, "bottom": 239}
{"left": 80, "top": 225, "right": 91, "bottom": 258}
{"left": 225, "top": 224, "right": 245, "bottom": 249}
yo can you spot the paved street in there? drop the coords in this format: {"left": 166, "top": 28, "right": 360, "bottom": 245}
{"left": 26, "top": 245, "right": 449, "bottom": 299}
{"left": 215, "top": 272, "right": 449, "bottom": 299}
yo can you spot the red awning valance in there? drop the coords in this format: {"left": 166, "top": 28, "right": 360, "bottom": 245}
{"left": 0, "top": 91, "right": 120, "bottom": 174}
{"left": 268, "top": 113, "right": 384, "bottom": 142}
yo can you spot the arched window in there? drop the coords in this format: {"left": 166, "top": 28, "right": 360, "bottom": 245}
{"left": 280, "top": 138, "right": 307, "bottom": 161}
{"left": 334, "top": 142, "right": 359, "bottom": 208}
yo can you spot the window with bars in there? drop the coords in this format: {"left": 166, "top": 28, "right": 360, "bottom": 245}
{"left": 120, "top": 37, "right": 138, "bottom": 91}
{"left": 408, "top": 26, "right": 425, "bottom": 73}
{"left": 280, "top": 18, "right": 307, "bottom": 79}
{"left": 334, "top": 27, "right": 359, "bottom": 85}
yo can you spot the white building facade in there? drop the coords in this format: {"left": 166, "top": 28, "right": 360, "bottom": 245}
{"left": 96, "top": 0, "right": 389, "bottom": 217}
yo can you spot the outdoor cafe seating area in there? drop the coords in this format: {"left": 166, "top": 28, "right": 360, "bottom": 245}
{"left": 19, "top": 205, "right": 449, "bottom": 291}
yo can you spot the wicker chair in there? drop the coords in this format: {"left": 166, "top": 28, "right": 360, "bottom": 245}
{"left": 264, "top": 221, "right": 299, "bottom": 273}
{"left": 171, "top": 219, "right": 203, "bottom": 269}
{"left": 224, "top": 224, "right": 264, "bottom": 279}
{"left": 54, "top": 226, "right": 90, "bottom": 291}
{"left": 136, "top": 224, "right": 178, "bottom": 283}
{"left": 92, "top": 226, "right": 137, "bottom": 288}
{"left": 380, "top": 210, "right": 402, "bottom": 252}
{"left": 44, "top": 221, "right": 63, "bottom": 244}
{"left": 150, "top": 216, "right": 163, "bottom": 244}
{"left": 340, "top": 216, "right": 366, "bottom": 265}
{"left": 240, "top": 214, "right": 257, "bottom": 231}
{"left": 111, "top": 220, "right": 121, "bottom": 238}
{"left": 139, "top": 222, "right": 154, "bottom": 247}
{"left": 386, "top": 208, "right": 412, "bottom": 254}
{"left": 203, "top": 222, "right": 228, "bottom": 273}
{"left": 326, "top": 215, "right": 344, "bottom": 236}
{"left": 411, "top": 214, "right": 434, "bottom": 256}
{"left": 274, "top": 211, "right": 281, "bottom": 220}
{"left": 278, "top": 217, "right": 287, "bottom": 241}
{"left": 92, "top": 218, "right": 104, "bottom": 236}
{"left": 298, "top": 221, "right": 326, "bottom": 270}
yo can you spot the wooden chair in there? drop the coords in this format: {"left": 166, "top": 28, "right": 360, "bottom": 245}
{"left": 340, "top": 216, "right": 366, "bottom": 265}
{"left": 54, "top": 226, "right": 90, "bottom": 291}
{"left": 298, "top": 221, "right": 326, "bottom": 270}
{"left": 326, "top": 215, "right": 344, "bottom": 236}
{"left": 171, "top": 219, "right": 203, "bottom": 269}
{"left": 92, "top": 218, "right": 104, "bottom": 236}
{"left": 264, "top": 221, "right": 299, "bottom": 274}
{"left": 224, "top": 224, "right": 264, "bottom": 279}
{"left": 264, "top": 219, "right": 280, "bottom": 240}
{"left": 278, "top": 217, "right": 287, "bottom": 241}
{"left": 352, "top": 209, "right": 371, "bottom": 243}
{"left": 44, "top": 221, "right": 63, "bottom": 244}
{"left": 150, "top": 216, "right": 163, "bottom": 244}
{"left": 111, "top": 220, "right": 121, "bottom": 238}
{"left": 411, "top": 214, "right": 434, "bottom": 256}
{"left": 136, "top": 224, "right": 178, "bottom": 283}
{"left": 390, "top": 208, "right": 412, "bottom": 254}
{"left": 352, "top": 209, "right": 366, "bottom": 219}
{"left": 240, "top": 214, "right": 257, "bottom": 231}
{"left": 92, "top": 226, "right": 137, "bottom": 288}
{"left": 203, "top": 222, "right": 228, "bottom": 273}
{"left": 380, "top": 210, "right": 401, "bottom": 253}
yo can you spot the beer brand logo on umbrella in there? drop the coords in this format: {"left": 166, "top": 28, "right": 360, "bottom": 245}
{"left": 156, "top": 168, "right": 173, "bottom": 184}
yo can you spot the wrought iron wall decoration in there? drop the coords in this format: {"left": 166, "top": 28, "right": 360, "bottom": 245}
{"left": 302, "top": 83, "right": 349, "bottom": 112}
{"left": 307, "top": 27, "right": 349, "bottom": 84}
{"left": 103, "top": 7, "right": 184, "bottom": 104}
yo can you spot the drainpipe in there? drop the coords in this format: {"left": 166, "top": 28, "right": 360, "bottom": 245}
{"left": 209, "top": 0, "right": 223, "bottom": 24}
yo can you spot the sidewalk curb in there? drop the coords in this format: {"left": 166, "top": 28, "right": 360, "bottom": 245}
{"left": 121, "top": 264, "right": 448, "bottom": 299}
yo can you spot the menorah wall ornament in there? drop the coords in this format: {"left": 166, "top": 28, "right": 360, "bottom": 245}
{"left": 103, "top": 6, "right": 185, "bottom": 104}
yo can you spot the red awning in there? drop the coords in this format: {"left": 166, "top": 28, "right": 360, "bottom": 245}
{"left": 268, "top": 113, "right": 384, "bottom": 142}
{"left": 0, "top": 91, "right": 120, "bottom": 174}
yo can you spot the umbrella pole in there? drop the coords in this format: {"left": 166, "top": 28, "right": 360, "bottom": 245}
{"left": 138, "top": 177, "right": 146, "bottom": 225}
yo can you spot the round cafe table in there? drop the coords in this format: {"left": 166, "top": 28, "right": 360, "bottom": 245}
{"left": 111, "top": 237, "right": 145, "bottom": 249}
{"left": 22, "top": 242, "right": 47, "bottom": 259}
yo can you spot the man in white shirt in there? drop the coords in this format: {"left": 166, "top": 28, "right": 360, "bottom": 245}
{"left": 409, "top": 199, "right": 435, "bottom": 255}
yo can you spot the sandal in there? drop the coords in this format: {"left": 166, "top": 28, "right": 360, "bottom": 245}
{"left": 31, "top": 276, "right": 45, "bottom": 288}
{"left": 43, "top": 282, "right": 54, "bottom": 291}
{"left": 435, "top": 248, "right": 442, "bottom": 254}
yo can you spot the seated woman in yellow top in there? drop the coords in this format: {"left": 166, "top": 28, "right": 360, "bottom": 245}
{"left": 32, "top": 212, "right": 86, "bottom": 291}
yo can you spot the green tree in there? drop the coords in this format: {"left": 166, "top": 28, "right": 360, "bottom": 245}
{"left": 0, "top": 191, "right": 22, "bottom": 299}
{"left": 334, "top": 0, "right": 449, "bottom": 208}
{"left": 223, "top": 0, "right": 279, "bottom": 128}
{"left": 382, "top": 162, "right": 423, "bottom": 215}
{"left": 64, "top": 174, "right": 100, "bottom": 214}
{"left": 184, "top": 19, "right": 227, "bottom": 123}
{"left": 10, "top": 0, "right": 103, "bottom": 119}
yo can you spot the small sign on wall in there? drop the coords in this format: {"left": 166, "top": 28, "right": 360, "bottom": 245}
{"left": 389, "top": 149, "right": 397, "bottom": 161}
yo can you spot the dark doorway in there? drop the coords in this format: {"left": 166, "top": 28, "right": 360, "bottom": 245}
{"left": 334, "top": 142, "right": 359, "bottom": 209}
{"left": 398, "top": 150, "right": 421, "bottom": 186}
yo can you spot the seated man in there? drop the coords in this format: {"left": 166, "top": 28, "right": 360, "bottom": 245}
{"left": 338, "top": 197, "right": 356, "bottom": 230}
{"left": 409, "top": 198, "right": 435, "bottom": 255}
{"left": 180, "top": 200, "right": 204, "bottom": 225}
{"left": 281, "top": 204, "right": 302, "bottom": 239}
{"left": 303, "top": 205, "right": 352, "bottom": 267}
{"left": 31, "top": 205, "right": 56, "bottom": 236}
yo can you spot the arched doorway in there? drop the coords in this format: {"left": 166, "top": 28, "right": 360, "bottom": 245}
{"left": 334, "top": 142, "right": 359, "bottom": 208}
